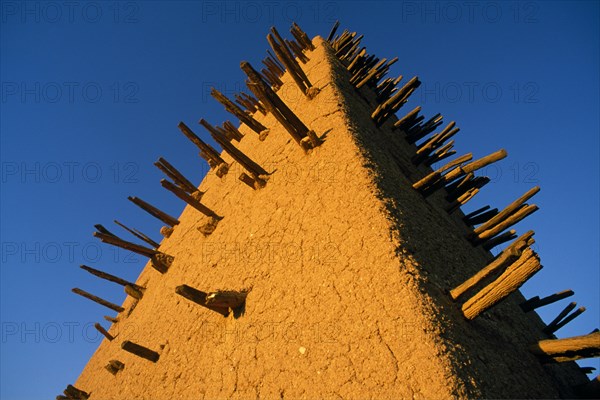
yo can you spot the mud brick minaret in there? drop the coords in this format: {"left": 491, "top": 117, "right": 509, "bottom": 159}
{"left": 61, "top": 23, "right": 599, "bottom": 399}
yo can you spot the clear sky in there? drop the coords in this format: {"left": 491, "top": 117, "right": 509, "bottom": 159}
{"left": 1, "top": 1, "right": 599, "bottom": 398}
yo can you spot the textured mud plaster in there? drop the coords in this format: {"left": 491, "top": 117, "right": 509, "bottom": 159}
{"left": 75, "top": 36, "right": 586, "bottom": 399}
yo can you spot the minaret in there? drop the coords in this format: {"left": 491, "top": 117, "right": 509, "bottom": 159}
{"left": 61, "top": 22, "right": 598, "bottom": 399}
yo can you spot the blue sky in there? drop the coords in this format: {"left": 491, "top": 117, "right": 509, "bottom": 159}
{"left": 1, "top": 1, "right": 599, "bottom": 398}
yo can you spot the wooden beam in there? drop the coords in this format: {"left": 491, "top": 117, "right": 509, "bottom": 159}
{"left": 210, "top": 88, "right": 267, "bottom": 135}
{"left": 121, "top": 340, "right": 160, "bottom": 362}
{"left": 63, "top": 385, "right": 89, "bottom": 400}
{"left": 105, "top": 360, "right": 124, "bottom": 375}
{"left": 473, "top": 186, "right": 540, "bottom": 236}
{"left": 94, "top": 322, "right": 114, "bottom": 341}
{"left": 160, "top": 179, "right": 220, "bottom": 219}
{"left": 450, "top": 231, "right": 534, "bottom": 300}
{"left": 529, "top": 332, "right": 600, "bottom": 362}
{"left": 128, "top": 196, "right": 179, "bottom": 227}
{"left": 113, "top": 219, "right": 160, "bottom": 249}
{"left": 175, "top": 284, "right": 232, "bottom": 317}
{"left": 154, "top": 157, "right": 198, "bottom": 195}
{"left": 177, "top": 122, "right": 228, "bottom": 171}
{"left": 80, "top": 264, "right": 144, "bottom": 292}
{"left": 72, "top": 288, "right": 124, "bottom": 313}
{"left": 461, "top": 250, "right": 542, "bottom": 320}
{"left": 93, "top": 231, "right": 157, "bottom": 258}
{"left": 199, "top": 119, "right": 269, "bottom": 179}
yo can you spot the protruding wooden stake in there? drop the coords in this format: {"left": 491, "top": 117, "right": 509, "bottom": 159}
{"left": 413, "top": 153, "right": 473, "bottom": 193}
{"left": 114, "top": 219, "right": 160, "bottom": 249}
{"left": 121, "top": 340, "right": 160, "bottom": 362}
{"left": 241, "top": 61, "right": 318, "bottom": 150}
{"left": 93, "top": 231, "right": 156, "bottom": 258}
{"left": 154, "top": 157, "right": 198, "bottom": 195}
{"left": 80, "top": 264, "right": 144, "bottom": 292}
{"left": 63, "top": 385, "right": 89, "bottom": 400}
{"left": 160, "top": 226, "right": 173, "bottom": 238}
{"left": 211, "top": 88, "right": 267, "bottom": 135}
{"left": 94, "top": 224, "right": 116, "bottom": 237}
{"left": 200, "top": 118, "right": 270, "bottom": 181}
{"left": 128, "top": 196, "right": 179, "bottom": 227}
{"left": 482, "top": 230, "right": 518, "bottom": 251}
{"left": 291, "top": 22, "right": 314, "bottom": 51}
{"left": 472, "top": 186, "right": 540, "bottom": 237}
{"left": 371, "top": 76, "right": 421, "bottom": 126}
{"left": 520, "top": 289, "right": 575, "bottom": 312}
{"left": 125, "top": 284, "right": 144, "bottom": 300}
{"left": 206, "top": 290, "right": 248, "bottom": 309}
{"left": 529, "top": 331, "right": 600, "bottom": 362}
{"left": 464, "top": 207, "right": 499, "bottom": 226}
{"left": 72, "top": 288, "right": 124, "bottom": 312}
{"left": 104, "top": 315, "right": 118, "bottom": 323}
{"left": 160, "top": 179, "right": 220, "bottom": 219}
{"left": 450, "top": 231, "right": 534, "bottom": 300}
{"left": 176, "top": 285, "right": 246, "bottom": 317}
{"left": 327, "top": 20, "right": 340, "bottom": 42}
{"left": 105, "top": 360, "right": 124, "bottom": 375}
{"left": 178, "top": 122, "right": 229, "bottom": 176}
{"left": 93, "top": 232, "right": 173, "bottom": 273}
{"left": 94, "top": 322, "right": 114, "bottom": 341}
{"left": 461, "top": 248, "right": 542, "bottom": 320}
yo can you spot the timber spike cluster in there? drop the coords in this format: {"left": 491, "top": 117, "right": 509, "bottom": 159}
{"left": 62, "top": 20, "right": 598, "bottom": 398}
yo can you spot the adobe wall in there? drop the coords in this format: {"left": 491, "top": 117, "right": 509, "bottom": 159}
{"left": 74, "top": 36, "right": 586, "bottom": 399}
